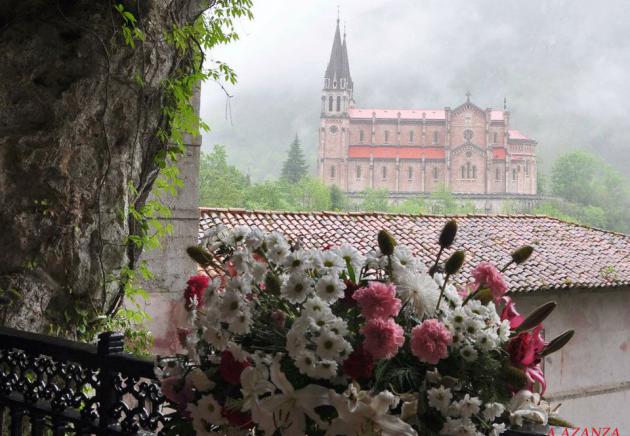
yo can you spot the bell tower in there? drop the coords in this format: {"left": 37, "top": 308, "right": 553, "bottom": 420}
{"left": 321, "top": 17, "right": 354, "bottom": 117}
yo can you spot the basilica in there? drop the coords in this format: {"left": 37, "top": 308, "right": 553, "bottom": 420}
{"left": 318, "top": 18, "right": 537, "bottom": 199}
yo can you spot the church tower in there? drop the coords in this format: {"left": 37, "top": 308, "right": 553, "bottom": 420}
{"left": 319, "top": 17, "right": 353, "bottom": 187}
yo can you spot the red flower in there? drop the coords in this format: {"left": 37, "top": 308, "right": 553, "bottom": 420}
{"left": 342, "top": 344, "right": 374, "bottom": 380}
{"left": 222, "top": 407, "right": 253, "bottom": 429}
{"left": 471, "top": 262, "right": 508, "bottom": 300}
{"left": 500, "top": 296, "right": 525, "bottom": 329}
{"left": 341, "top": 280, "right": 360, "bottom": 306}
{"left": 506, "top": 325, "right": 545, "bottom": 368}
{"left": 218, "top": 351, "right": 251, "bottom": 385}
{"left": 184, "top": 274, "right": 209, "bottom": 309}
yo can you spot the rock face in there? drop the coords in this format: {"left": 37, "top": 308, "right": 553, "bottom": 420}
{"left": 0, "top": 0, "right": 203, "bottom": 333}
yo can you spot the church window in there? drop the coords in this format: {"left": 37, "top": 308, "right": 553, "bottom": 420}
{"left": 493, "top": 132, "right": 498, "bottom": 143}
{"left": 496, "top": 168, "right": 500, "bottom": 181}
{"left": 384, "top": 130, "right": 389, "bottom": 143}
{"left": 333, "top": 80, "right": 337, "bottom": 88}
{"left": 525, "top": 160, "right": 530, "bottom": 176}
{"left": 408, "top": 166, "right": 413, "bottom": 180}
{"left": 328, "top": 96, "right": 333, "bottom": 112}
{"left": 330, "top": 166, "right": 336, "bottom": 179}
{"left": 466, "top": 162, "right": 472, "bottom": 179}
{"left": 340, "top": 78, "right": 346, "bottom": 89}
{"left": 512, "top": 169, "right": 517, "bottom": 181}
{"left": 356, "top": 166, "right": 361, "bottom": 179}
{"left": 409, "top": 130, "right": 414, "bottom": 143}
{"left": 460, "top": 166, "right": 465, "bottom": 179}
{"left": 432, "top": 167, "right": 439, "bottom": 179}
{"left": 336, "top": 96, "right": 341, "bottom": 112}
{"left": 382, "top": 166, "right": 387, "bottom": 180}
{"left": 359, "top": 130, "right": 365, "bottom": 143}
{"left": 472, "top": 165, "right": 477, "bottom": 179}
{"left": 433, "top": 131, "right": 439, "bottom": 144}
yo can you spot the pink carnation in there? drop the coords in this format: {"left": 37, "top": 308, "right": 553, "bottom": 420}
{"left": 410, "top": 319, "right": 453, "bottom": 365}
{"left": 352, "top": 282, "right": 401, "bottom": 320}
{"left": 471, "top": 262, "right": 508, "bottom": 300}
{"left": 360, "top": 318, "right": 405, "bottom": 360}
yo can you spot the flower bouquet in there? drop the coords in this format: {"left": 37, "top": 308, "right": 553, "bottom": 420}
{"left": 156, "top": 221, "right": 574, "bottom": 435}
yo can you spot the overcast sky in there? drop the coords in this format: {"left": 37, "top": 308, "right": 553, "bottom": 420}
{"left": 200, "top": 0, "right": 630, "bottom": 181}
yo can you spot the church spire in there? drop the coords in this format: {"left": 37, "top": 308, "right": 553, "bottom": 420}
{"left": 324, "top": 15, "right": 352, "bottom": 91}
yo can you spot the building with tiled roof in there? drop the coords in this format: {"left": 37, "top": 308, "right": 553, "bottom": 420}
{"left": 319, "top": 18, "right": 537, "bottom": 203}
{"left": 193, "top": 208, "right": 630, "bottom": 430}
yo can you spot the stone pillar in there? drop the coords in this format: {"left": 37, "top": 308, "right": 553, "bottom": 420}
{"left": 421, "top": 158, "right": 426, "bottom": 193}
{"left": 140, "top": 89, "right": 201, "bottom": 354}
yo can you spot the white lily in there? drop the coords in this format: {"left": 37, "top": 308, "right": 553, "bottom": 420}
{"left": 252, "top": 354, "right": 330, "bottom": 435}
{"left": 326, "top": 387, "right": 417, "bottom": 436}
{"left": 240, "top": 366, "right": 275, "bottom": 411}
{"left": 508, "top": 390, "right": 548, "bottom": 427}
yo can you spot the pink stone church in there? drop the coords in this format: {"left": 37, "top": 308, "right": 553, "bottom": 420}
{"left": 318, "top": 19, "right": 537, "bottom": 199}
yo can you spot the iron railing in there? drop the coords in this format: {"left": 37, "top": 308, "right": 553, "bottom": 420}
{"left": 0, "top": 327, "right": 169, "bottom": 435}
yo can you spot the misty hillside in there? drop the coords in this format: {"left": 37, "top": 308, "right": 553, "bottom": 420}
{"left": 200, "top": 0, "right": 630, "bottom": 181}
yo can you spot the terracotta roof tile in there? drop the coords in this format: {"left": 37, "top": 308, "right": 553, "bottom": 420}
{"left": 198, "top": 209, "right": 630, "bottom": 293}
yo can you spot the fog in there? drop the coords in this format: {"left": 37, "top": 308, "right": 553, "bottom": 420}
{"left": 200, "top": 0, "right": 630, "bottom": 181}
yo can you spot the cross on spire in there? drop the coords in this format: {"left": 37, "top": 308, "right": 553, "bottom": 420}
{"left": 466, "top": 90, "right": 471, "bottom": 102}
{"left": 337, "top": 5, "right": 340, "bottom": 22}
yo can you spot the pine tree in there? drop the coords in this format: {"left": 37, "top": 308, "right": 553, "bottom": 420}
{"left": 281, "top": 134, "right": 308, "bottom": 183}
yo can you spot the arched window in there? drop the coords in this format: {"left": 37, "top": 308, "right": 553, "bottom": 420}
{"left": 466, "top": 162, "right": 472, "bottom": 179}
{"left": 328, "top": 96, "right": 333, "bottom": 112}
{"left": 340, "top": 78, "right": 346, "bottom": 89}
{"left": 512, "top": 169, "right": 517, "bottom": 181}
{"left": 493, "top": 132, "right": 498, "bottom": 143}
{"left": 409, "top": 130, "right": 414, "bottom": 143}
{"left": 461, "top": 166, "right": 466, "bottom": 179}
{"left": 336, "top": 96, "right": 341, "bottom": 112}
{"left": 359, "top": 130, "right": 364, "bottom": 143}
{"left": 333, "top": 80, "right": 337, "bottom": 88}
{"left": 382, "top": 166, "right": 387, "bottom": 180}
{"left": 356, "top": 165, "right": 361, "bottom": 179}
{"left": 432, "top": 167, "right": 439, "bottom": 179}
{"left": 433, "top": 131, "right": 439, "bottom": 144}
{"left": 472, "top": 165, "right": 477, "bottom": 179}
{"left": 408, "top": 166, "right": 413, "bottom": 180}
{"left": 384, "top": 130, "right": 389, "bottom": 143}
{"left": 495, "top": 168, "right": 500, "bottom": 181}
{"left": 330, "top": 166, "right": 336, "bottom": 179}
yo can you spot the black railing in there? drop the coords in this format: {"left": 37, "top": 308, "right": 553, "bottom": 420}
{"left": 0, "top": 327, "right": 169, "bottom": 435}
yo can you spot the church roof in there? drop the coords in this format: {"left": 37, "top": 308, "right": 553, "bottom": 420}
{"left": 348, "top": 108, "right": 506, "bottom": 122}
{"left": 324, "top": 19, "right": 352, "bottom": 89}
{"left": 199, "top": 209, "right": 630, "bottom": 293}
{"left": 348, "top": 146, "right": 445, "bottom": 159}
{"left": 508, "top": 129, "right": 533, "bottom": 142}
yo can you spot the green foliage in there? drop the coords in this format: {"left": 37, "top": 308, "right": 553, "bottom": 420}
{"left": 281, "top": 134, "right": 309, "bottom": 184}
{"left": 359, "top": 188, "right": 390, "bottom": 212}
{"left": 329, "top": 185, "right": 349, "bottom": 211}
{"left": 284, "top": 178, "right": 331, "bottom": 211}
{"left": 427, "top": 184, "right": 477, "bottom": 214}
{"left": 199, "top": 145, "right": 250, "bottom": 207}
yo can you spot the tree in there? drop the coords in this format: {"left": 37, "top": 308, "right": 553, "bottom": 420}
{"left": 244, "top": 181, "right": 291, "bottom": 210}
{"left": 428, "top": 184, "right": 477, "bottom": 214}
{"left": 285, "top": 178, "right": 331, "bottom": 211}
{"left": 359, "top": 189, "right": 391, "bottom": 212}
{"left": 280, "top": 134, "right": 309, "bottom": 183}
{"left": 551, "top": 150, "right": 600, "bottom": 204}
{"left": 199, "top": 145, "right": 249, "bottom": 207}
{"left": 0, "top": 1, "right": 253, "bottom": 335}
{"left": 330, "top": 185, "right": 349, "bottom": 211}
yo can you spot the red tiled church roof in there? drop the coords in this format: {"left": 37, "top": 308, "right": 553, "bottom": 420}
{"left": 199, "top": 209, "right": 630, "bottom": 294}
{"left": 508, "top": 129, "right": 533, "bottom": 141}
{"left": 348, "top": 108, "right": 507, "bottom": 122}
{"left": 348, "top": 146, "right": 445, "bottom": 159}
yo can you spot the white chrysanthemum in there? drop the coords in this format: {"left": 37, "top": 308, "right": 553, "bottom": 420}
{"left": 391, "top": 246, "right": 418, "bottom": 276}
{"left": 315, "top": 331, "right": 346, "bottom": 360}
{"left": 364, "top": 249, "right": 382, "bottom": 270}
{"left": 460, "top": 344, "right": 478, "bottom": 362}
{"left": 220, "top": 291, "right": 244, "bottom": 322}
{"left": 203, "top": 325, "right": 229, "bottom": 350}
{"left": 186, "top": 367, "right": 215, "bottom": 392}
{"left": 463, "top": 318, "right": 485, "bottom": 337}
{"left": 311, "top": 359, "right": 338, "bottom": 379}
{"left": 203, "top": 277, "right": 222, "bottom": 308}
{"left": 228, "top": 309, "right": 252, "bottom": 335}
{"left": 442, "top": 282, "right": 463, "bottom": 309}
{"left": 280, "top": 273, "right": 314, "bottom": 304}
{"left": 307, "top": 308, "right": 337, "bottom": 332}
{"left": 454, "top": 394, "right": 482, "bottom": 419}
{"left": 230, "top": 225, "right": 251, "bottom": 245}
{"left": 328, "top": 318, "right": 350, "bottom": 337}
{"left": 283, "top": 250, "right": 310, "bottom": 272}
{"left": 225, "top": 275, "right": 252, "bottom": 295}
{"left": 483, "top": 402, "right": 506, "bottom": 421}
{"left": 303, "top": 296, "right": 332, "bottom": 317}
{"left": 315, "top": 274, "right": 345, "bottom": 303}
{"left": 476, "top": 330, "right": 498, "bottom": 352}
{"left": 318, "top": 251, "right": 345, "bottom": 273}
{"left": 397, "top": 271, "right": 441, "bottom": 318}
{"left": 334, "top": 244, "right": 365, "bottom": 272}
{"left": 427, "top": 386, "right": 452, "bottom": 415}
{"left": 285, "top": 328, "right": 307, "bottom": 356}
{"left": 464, "top": 299, "right": 487, "bottom": 318}
{"left": 188, "top": 394, "right": 226, "bottom": 433}
{"left": 451, "top": 331, "right": 465, "bottom": 349}
{"left": 448, "top": 307, "right": 467, "bottom": 331}
{"left": 498, "top": 319, "right": 511, "bottom": 342}
{"left": 251, "top": 261, "right": 267, "bottom": 283}
{"left": 490, "top": 422, "right": 507, "bottom": 436}
{"left": 244, "top": 227, "right": 264, "bottom": 250}
{"left": 486, "top": 301, "right": 502, "bottom": 324}
{"left": 440, "top": 417, "right": 477, "bottom": 436}
{"left": 230, "top": 249, "right": 252, "bottom": 274}
{"left": 294, "top": 350, "right": 318, "bottom": 376}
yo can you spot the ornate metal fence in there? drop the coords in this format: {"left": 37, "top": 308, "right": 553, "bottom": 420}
{"left": 0, "top": 327, "right": 169, "bottom": 435}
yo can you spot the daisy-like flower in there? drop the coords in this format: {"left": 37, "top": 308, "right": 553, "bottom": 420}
{"left": 225, "top": 276, "right": 252, "bottom": 296}
{"left": 476, "top": 330, "right": 498, "bottom": 352}
{"left": 498, "top": 319, "right": 511, "bottom": 342}
{"left": 483, "top": 402, "right": 506, "bottom": 421}
{"left": 230, "top": 249, "right": 251, "bottom": 274}
{"left": 251, "top": 261, "right": 267, "bottom": 283}
{"left": 460, "top": 344, "right": 478, "bottom": 362}
{"left": 228, "top": 309, "right": 252, "bottom": 335}
{"left": 284, "top": 250, "right": 309, "bottom": 272}
{"left": 440, "top": 417, "right": 478, "bottom": 436}
{"left": 230, "top": 225, "right": 251, "bottom": 245}
{"left": 294, "top": 350, "right": 318, "bottom": 377}
{"left": 318, "top": 250, "right": 346, "bottom": 273}
{"left": 203, "top": 325, "right": 229, "bottom": 351}
{"left": 188, "top": 394, "right": 226, "bottom": 434}
{"left": 315, "top": 330, "right": 345, "bottom": 360}
{"left": 220, "top": 291, "right": 244, "bottom": 322}
{"left": 280, "top": 273, "right": 314, "bottom": 304}
{"left": 244, "top": 227, "right": 264, "bottom": 250}
{"left": 396, "top": 271, "right": 440, "bottom": 318}
{"left": 427, "top": 386, "right": 452, "bottom": 415}
{"left": 334, "top": 244, "right": 365, "bottom": 272}
{"left": 267, "top": 241, "right": 290, "bottom": 264}
{"left": 490, "top": 423, "right": 507, "bottom": 436}
{"left": 448, "top": 307, "right": 467, "bottom": 332}
{"left": 315, "top": 274, "right": 346, "bottom": 303}
{"left": 453, "top": 394, "right": 481, "bottom": 418}
{"left": 311, "top": 359, "right": 339, "bottom": 379}
{"left": 303, "top": 296, "right": 332, "bottom": 317}
{"left": 463, "top": 318, "right": 484, "bottom": 337}
{"left": 391, "top": 246, "right": 417, "bottom": 276}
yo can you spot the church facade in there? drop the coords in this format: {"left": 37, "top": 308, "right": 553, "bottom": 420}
{"left": 318, "top": 19, "right": 537, "bottom": 200}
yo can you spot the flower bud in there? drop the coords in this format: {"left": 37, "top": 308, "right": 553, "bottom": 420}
{"left": 473, "top": 287, "right": 493, "bottom": 305}
{"left": 264, "top": 272, "right": 281, "bottom": 295}
{"left": 503, "top": 365, "right": 529, "bottom": 389}
{"left": 541, "top": 330, "right": 575, "bottom": 356}
{"left": 516, "top": 301, "right": 556, "bottom": 332}
{"left": 439, "top": 220, "right": 458, "bottom": 248}
{"left": 377, "top": 230, "right": 397, "bottom": 256}
{"left": 186, "top": 245, "right": 213, "bottom": 267}
{"left": 444, "top": 250, "right": 465, "bottom": 275}
{"left": 511, "top": 245, "right": 534, "bottom": 265}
